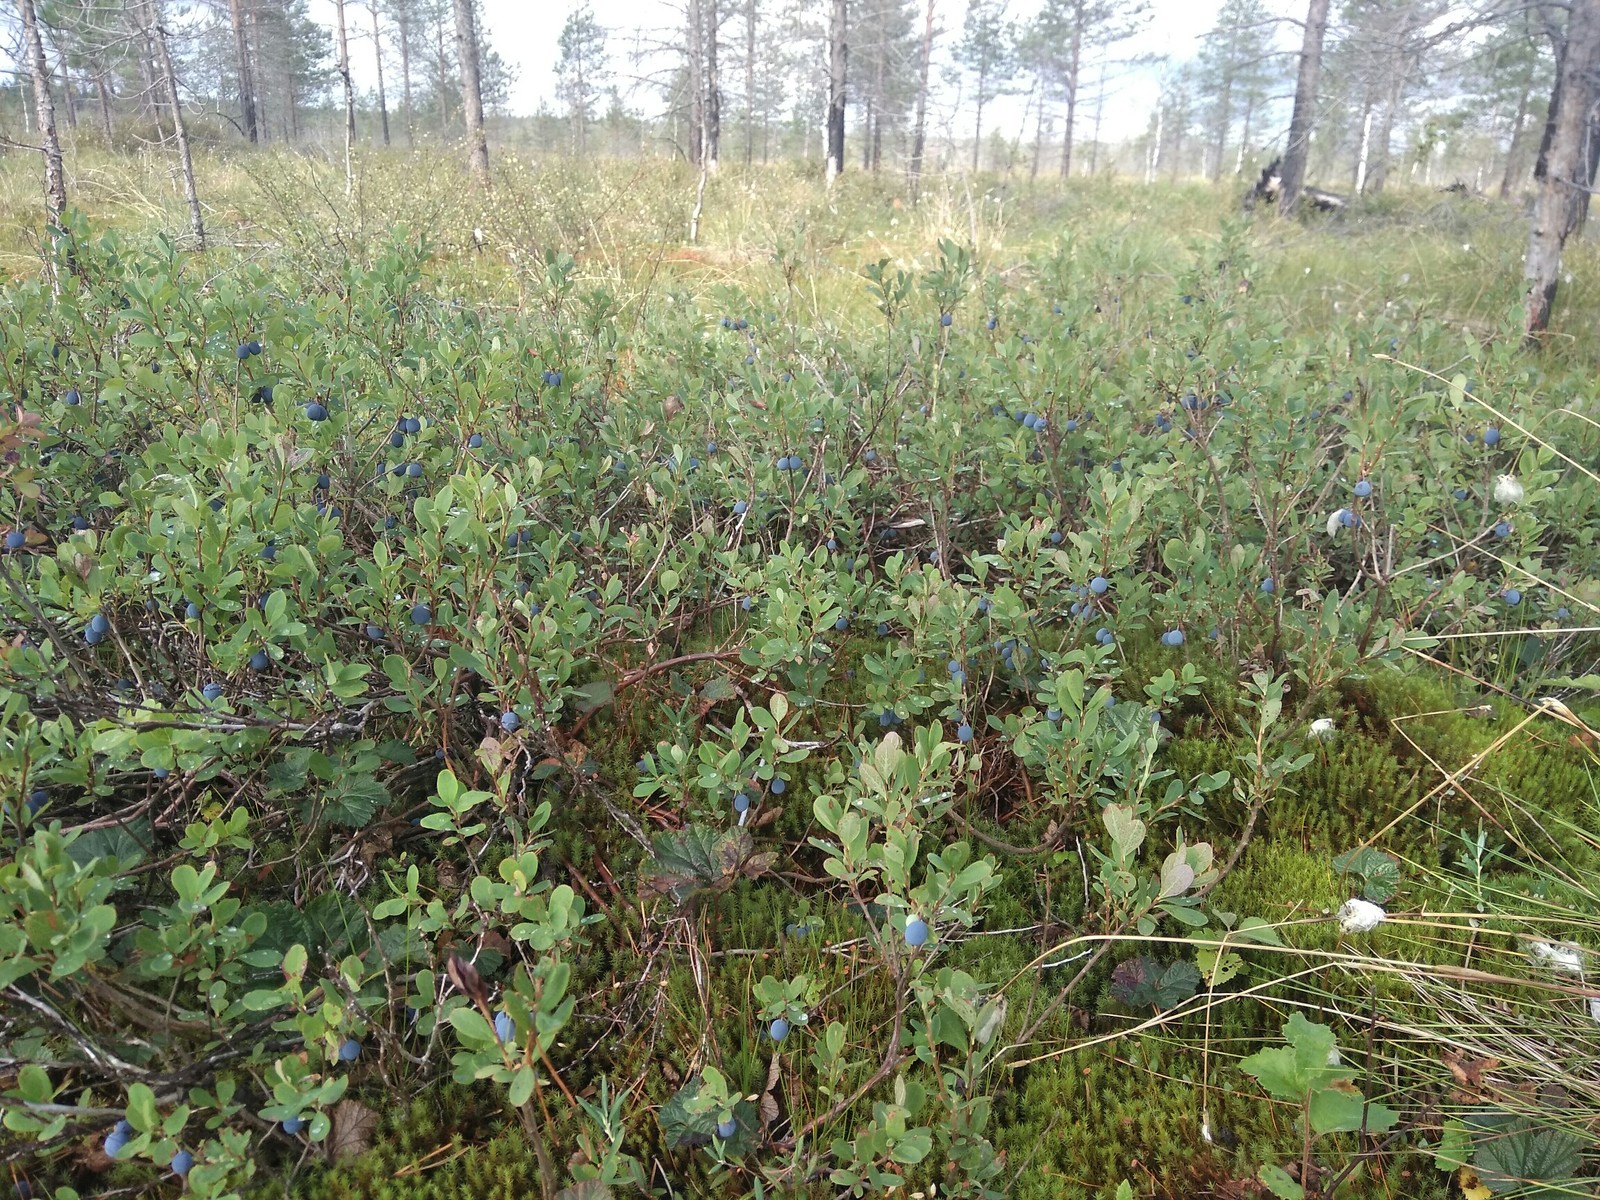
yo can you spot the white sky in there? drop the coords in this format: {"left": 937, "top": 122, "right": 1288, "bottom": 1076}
{"left": 309, "top": 0, "right": 1276, "bottom": 144}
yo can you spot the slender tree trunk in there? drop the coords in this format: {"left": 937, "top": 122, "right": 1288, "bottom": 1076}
{"left": 1524, "top": 0, "right": 1600, "bottom": 338}
{"left": 59, "top": 60, "right": 78, "bottom": 130}
{"left": 396, "top": 6, "right": 415, "bottom": 145}
{"left": 705, "top": 0, "right": 721, "bottom": 169}
{"left": 247, "top": 1, "right": 268, "bottom": 142}
{"left": 744, "top": 0, "right": 756, "bottom": 167}
{"left": 1367, "top": 50, "right": 1408, "bottom": 194}
{"left": 228, "top": 0, "right": 259, "bottom": 142}
{"left": 435, "top": 15, "right": 450, "bottom": 130}
{"left": 94, "top": 71, "right": 113, "bottom": 141}
{"left": 687, "top": 0, "right": 704, "bottom": 164}
{"left": 453, "top": 0, "right": 490, "bottom": 185}
{"left": 147, "top": 0, "right": 205, "bottom": 249}
{"left": 1090, "top": 60, "right": 1107, "bottom": 174}
{"left": 1060, "top": 10, "right": 1083, "bottom": 178}
{"left": 972, "top": 61, "right": 988, "bottom": 171}
{"left": 870, "top": 0, "right": 886, "bottom": 171}
{"left": 1279, "top": 0, "right": 1332, "bottom": 216}
{"left": 334, "top": 0, "right": 356, "bottom": 194}
{"left": 825, "top": 0, "right": 846, "bottom": 183}
{"left": 1235, "top": 95, "right": 1252, "bottom": 174}
{"left": 1209, "top": 66, "right": 1233, "bottom": 182}
{"left": 1355, "top": 107, "right": 1373, "bottom": 193}
{"left": 19, "top": 0, "right": 66, "bottom": 221}
{"left": 908, "top": 0, "right": 934, "bottom": 196}
{"left": 1500, "top": 75, "right": 1532, "bottom": 197}
{"left": 372, "top": 2, "right": 391, "bottom": 146}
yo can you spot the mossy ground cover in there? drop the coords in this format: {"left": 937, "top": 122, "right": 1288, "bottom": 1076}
{"left": 1, "top": 150, "right": 1597, "bottom": 1200}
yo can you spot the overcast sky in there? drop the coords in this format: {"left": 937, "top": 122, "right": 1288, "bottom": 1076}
{"left": 308, "top": 0, "right": 1269, "bottom": 144}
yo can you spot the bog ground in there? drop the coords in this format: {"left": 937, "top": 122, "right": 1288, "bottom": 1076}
{"left": 1, "top": 156, "right": 1598, "bottom": 1200}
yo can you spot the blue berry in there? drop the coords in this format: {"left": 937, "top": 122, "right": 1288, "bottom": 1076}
{"left": 957, "top": 723, "right": 973, "bottom": 743}
{"left": 733, "top": 500, "right": 748, "bottom": 515}
{"left": 770, "top": 777, "right": 786, "bottom": 795}
{"left": 768, "top": 1017, "right": 790, "bottom": 1042}
{"left": 940, "top": 313, "right": 952, "bottom": 327}
{"left": 304, "top": 402, "right": 328, "bottom": 421}
{"left": 405, "top": 462, "right": 422, "bottom": 478}
{"left": 364, "top": 624, "right": 385, "bottom": 641}
{"left": 1260, "top": 578, "right": 1276, "bottom": 594}
{"left": 905, "top": 917, "right": 929, "bottom": 947}
{"left": 403, "top": 417, "right": 422, "bottom": 434}
{"left": 1502, "top": 588, "right": 1522, "bottom": 605}
{"left": 1483, "top": 427, "right": 1501, "bottom": 446}
{"left": 716, "top": 1118, "right": 737, "bottom": 1139}
{"left": 281, "top": 1116, "right": 306, "bottom": 1135}
{"left": 499, "top": 710, "right": 521, "bottom": 733}
{"left": 2, "top": 531, "right": 23, "bottom": 551}
{"left": 1354, "top": 479, "right": 1372, "bottom": 497}
{"left": 733, "top": 792, "right": 750, "bottom": 813}
{"left": 410, "top": 603, "right": 432, "bottom": 625}
{"left": 1494, "top": 521, "right": 1511, "bottom": 538}
{"left": 261, "top": 541, "right": 278, "bottom": 561}
{"left": 706, "top": 441, "right": 718, "bottom": 454}
{"left": 84, "top": 627, "right": 104, "bottom": 645}
{"left": 237, "top": 343, "right": 252, "bottom": 360}
{"left": 1089, "top": 576, "right": 1108, "bottom": 595}
{"left": 834, "top": 616, "right": 848, "bottom": 631}
{"left": 202, "top": 683, "right": 223, "bottom": 701}
{"left": 864, "top": 449, "right": 878, "bottom": 463}
{"left": 89, "top": 613, "right": 110, "bottom": 635}
{"left": 153, "top": 768, "right": 170, "bottom": 779}
{"left": 1095, "top": 628, "right": 1115, "bottom": 646}
{"left": 1454, "top": 488, "right": 1469, "bottom": 500}
{"left": 1046, "top": 707, "right": 1062, "bottom": 722}
{"left": 103, "top": 1130, "right": 129, "bottom": 1157}
{"left": 64, "top": 388, "right": 80, "bottom": 405}
{"left": 1163, "top": 629, "right": 1186, "bottom": 647}
{"left": 249, "top": 650, "right": 270, "bottom": 672}
{"left": 494, "top": 1011, "right": 515, "bottom": 1042}
{"left": 26, "top": 789, "right": 47, "bottom": 814}
{"left": 1555, "top": 607, "right": 1571, "bottom": 619}
{"left": 337, "top": 1037, "right": 361, "bottom": 1062}
{"left": 390, "top": 430, "right": 405, "bottom": 448}
{"left": 468, "top": 433, "right": 484, "bottom": 448}
{"left": 169, "top": 1149, "right": 194, "bottom": 1176}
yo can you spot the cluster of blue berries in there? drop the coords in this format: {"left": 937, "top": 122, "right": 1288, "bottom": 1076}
{"left": 776, "top": 454, "right": 805, "bottom": 471}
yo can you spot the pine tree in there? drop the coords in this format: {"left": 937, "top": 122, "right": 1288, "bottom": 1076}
{"left": 557, "top": 5, "right": 607, "bottom": 156}
{"left": 955, "top": 0, "right": 1014, "bottom": 172}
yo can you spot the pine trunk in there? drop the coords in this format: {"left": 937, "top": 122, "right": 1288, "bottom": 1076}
{"left": 705, "top": 0, "right": 721, "bottom": 170}
{"left": 1524, "top": 0, "right": 1600, "bottom": 337}
{"left": 1059, "top": 9, "right": 1082, "bottom": 179}
{"left": 744, "top": 0, "right": 756, "bottom": 167}
{"left": 825, "top": 0, "right": 847, "bottom": 183}
{"left": 148, "top": 0, "right": 205, "bottom": 249}
{"left": 373, "top": 3, "right": 391, "bottom": 146}
{"left": 397, "top": 6, "right": 414, "bottom": 145}
{"left": 453, "top": 0, "right": 490, "bottom": 185}
{"left": 908, "top": 0, "right": 934, "bottom": 196}
{"left": 228, "top": 0, "right": 259, "bottom": 142}
{"left": 1279, "top": 0, "right": 1331, "bottom": 216}
{"left": 19, "top": 0, "right": 66, "bottom": 221}
{"left": 334, "top": 0, "right": 356, "bottom": 194}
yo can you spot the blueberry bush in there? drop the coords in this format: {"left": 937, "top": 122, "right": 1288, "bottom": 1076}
{"left": 2, "top": 175, "right": 1598, "bottom": 1200}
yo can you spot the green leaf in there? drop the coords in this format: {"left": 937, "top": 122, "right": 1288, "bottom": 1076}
{"left": 126, "top": 1083, "right": 157, "bottom": 1133}
{"left": 640, "top": 825, "right": 774, "bottom": 904}
{"left": 1471, "top": 1116, "right": 1585, "bottom": 1194}
{"left": 1308, "top": 1086, "right": 1368, "bottom": 1134}
{"left": 1258, "top": 1164, "right": 1304, "bottom": 1200}
{"left": 1434, "top": 1119, "right": 1472, "bottom": 1172}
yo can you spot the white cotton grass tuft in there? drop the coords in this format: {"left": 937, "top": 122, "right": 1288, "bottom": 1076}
{"left": 1337, "top": 898, "right": 1387, "bottom": 933}
{"left": 1528, "top": 940, "right": 1585, "bottom": 975}
{"left": 1310, "top": 717, "right": 1337, "bottom": 741}
{"left": 1494, "top": 474, "right": 1525, "bottom": 505}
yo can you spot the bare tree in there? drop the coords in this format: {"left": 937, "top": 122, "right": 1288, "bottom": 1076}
{"left": 371, "top": 2, "right": 391, "bottom": 146}
{"left": 145, "top": 0, "right": 205, "bottom": 249}
{"left": 18, "top": 0, "right": 67, "bottom": 221}
{"left": 705, "top": 0, "right": 721, "bottom": 170}
{"left": 908, "top": 0, "right": 935, "bottom": 195}
{"left": 744, "top": 0, "right": 756, "bottom": 166}
{"left": 388, "top": 0, "right": 415, "bottom": 144}
{"left": 333, "top": 0, "right": 357, "bottom": 193}
{"left": 826, "top": 0, "right": 847, "bottom": 182}
{"left": 453, "top": 0, "right": 490, "bottom": 184}
{"left": 1279, "top": 0, "right": 1331, "bottom": 215}
{"left": 1524, "top": 0, "right": 1600, "bottom": 338}
{"left": 228, "top": 0, "right": 259, "bottom": 142}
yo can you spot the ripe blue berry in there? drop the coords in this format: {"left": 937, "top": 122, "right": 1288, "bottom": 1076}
{"left": 410, "top": 603, "right": 432, "bottom": 625}
{"left": 281, "top": 1116, "right": 306, "bottom": 1135}
{"left": 1502, "top": 588, "right": 1522, "bottom": 605}
{"left": 1354, "top": 479, "right": 1372, "bottom": 497}
{"left": 770, "top": 777, "right": 786, "bottom": 795}
{"left": 89, "top": 613, "right": 110, "bottom": 635}
{"left": 202, "top": 683, "right": 223, "bottom": 701}
{"left": 905, "top": 917, "right": 929, "bottom": 946}
{"left": 2, "top": 531, "right": 23, "bottom": 552}
{"left": 1162, "top": 629, "right": 1185, "bottom": 647}
{"left": 1046, "top": 707, "right": 1062, "bottom": 722}
{"left": 733, "top": 500, "right": 748, "bottom": 515}
{"left": 403, "top": 417, "right": 422, "bottom": 434}
{"left": 103, "top": 1130, "right": 129, "bottom": 1157}
{"left": 957, "top": 723, "right": 973, "bottom": 743}
{"left": 1089, "top": 576, "right": 1108, "bottom": 595}
{"left": 834, "top": 616, "right": 849, "bottom": 631}
{"left": 304, "top": 402, "right": 328, "bottom": 421}
{"left": 1494, "top": 521, "right": 1511, "bottom": 538}
{"left": 405, "top": 462, "right": 423, "bottom": 478}
{"left": 494, "top": 1011, "right": 514, "bottom": 1042}
{"left": 468, "top": 433, "right": 484, "bottom": 448}
{"left": 733, "top": 792, "right": 750, "bottom": 813}
{"left": 499, "top": 710, "right": 521, "bottom": 733}
{"left": 337, "top": 1037, "right": 361, "bottom": 1062}
{"left": 1483, "top": 427, "right": 1501, "bottom": 446}
{"left": 64, "top": 388, "right": 80, "bottom": 405}
{"left": 940, "top": 313, "right": 952, "bottom": 327}
{"left": 1260, "top": 578, "right": 1276, "bottom": 594}
{"left": 249, "top": 650, "right": 270, "bottom": 672}
{"left": 768, "top": 1017, "right": 790, "bottom": 1042}
{"left": 716, "top": 1118, "right": 737, "bottom": 1139}
{"left": 169, "top": 1149, "right": 194, "bottom": 1176}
